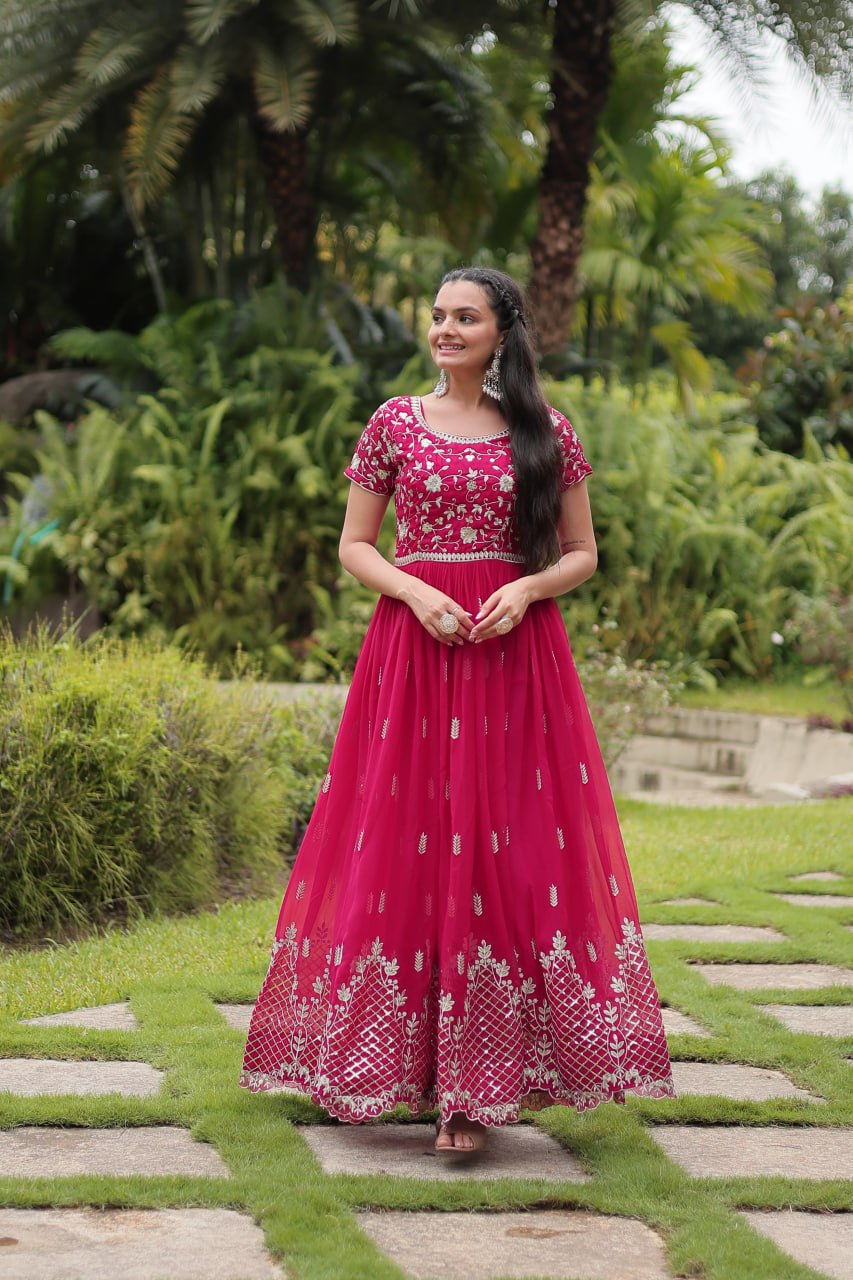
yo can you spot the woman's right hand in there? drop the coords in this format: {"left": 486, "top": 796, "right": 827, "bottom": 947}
{"left": 397, "top": 582, "right": 474, "bottom": 646}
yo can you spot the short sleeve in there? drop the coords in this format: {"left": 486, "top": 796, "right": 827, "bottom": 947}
{"left": 551, "top": 408, "right": 592, "bottom": 491}
{"left": 344, "top": 404, "right": 396, "bottom": 496}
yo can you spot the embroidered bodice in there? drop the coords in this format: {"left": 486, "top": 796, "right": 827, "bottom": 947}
{"left": 344, "top": 394, "right": 591, "bottom": 565}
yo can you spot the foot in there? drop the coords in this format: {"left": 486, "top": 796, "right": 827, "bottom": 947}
{"left": 434, "top": 1114, "right": 487, "bottom": 1154}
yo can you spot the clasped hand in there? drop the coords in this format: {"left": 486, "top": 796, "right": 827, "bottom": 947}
{"left": 406, "top": 580, "right": 533, "bottom": 646}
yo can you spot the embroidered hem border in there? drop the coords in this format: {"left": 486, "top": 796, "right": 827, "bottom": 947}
{"left": 238, "top": 1068, "right": 676, "bottom": 1126}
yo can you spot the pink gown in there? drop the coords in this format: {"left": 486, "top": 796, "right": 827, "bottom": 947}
{"left": 240, "top": 394, "right": 675, "bottom": 1124}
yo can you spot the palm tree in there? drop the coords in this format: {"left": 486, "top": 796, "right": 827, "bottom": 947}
{"left": 528, "top": 0, "right": 853, "bottom": 351}
{"left": 580, "top": 139, "right": 772, "bottom": 404}
{"left": 0, "top": 1, "right": 365, "bottom": 285}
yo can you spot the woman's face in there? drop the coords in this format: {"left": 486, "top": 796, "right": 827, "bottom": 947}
{"left": 429, "top": 280, "right": 502, "bottom": 379}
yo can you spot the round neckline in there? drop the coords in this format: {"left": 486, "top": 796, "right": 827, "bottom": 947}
{"left": 412, "top": 395, "right": 509, "bottom": 442}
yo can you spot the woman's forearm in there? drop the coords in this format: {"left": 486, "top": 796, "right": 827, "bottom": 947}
{"left": 523, "top": 546, "right": 598, "bottom": 603}
{"left": 339, "top": 539, "right": 419, "bottom": 604}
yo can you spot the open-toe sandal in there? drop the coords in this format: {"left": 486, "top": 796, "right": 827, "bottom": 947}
{"left": 434, "top": 1118, "right": 487, "bottom": 1155}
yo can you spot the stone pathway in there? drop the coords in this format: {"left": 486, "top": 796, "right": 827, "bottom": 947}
{"left": 357, "top": 1209, "right": 669, "bottom": 1279}
{"left": 6, "top": 873, "right": 851, "bottom": 1279}
{"left": 775, "top": 893, "right": 853, "bottom": 909}
{"left": 757, "top": 1005, "right": 853, "bottom": 1036}
{"left": 301, "top": 1122, "right": 590, "bottom": 1183}
{"left": 739, "top": 1210, "right": 853, "bottom": 1280}
{"left": 650, "top": 1126, "right": 853, "bottom": 1179}
{"left": 0, "top": 1127, "right": 229, "bottom": 1178}
{"left": 692, "top": 962, "right": 853, "bottom": 989}
{"left": 0, "top": 1208, "right": 283, "bottom": 1280}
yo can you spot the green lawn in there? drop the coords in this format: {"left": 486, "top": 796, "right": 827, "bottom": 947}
{"left": 677, "top": 676, "right": 846, "bottom": 722}
{"left": 1, "top": 799, "right": 852, "bottom": 1280}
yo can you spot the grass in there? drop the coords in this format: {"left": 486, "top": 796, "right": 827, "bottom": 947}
{"left": 1, "top": 799, "right": 852, "bottom": 1280}
{"left": 677, "top": 675, "right": 846, "bottom": 722}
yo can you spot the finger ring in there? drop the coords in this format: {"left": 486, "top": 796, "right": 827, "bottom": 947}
{"left": 439, "top": 612, "right": 460, "bottom": 635}
{"left": 495, "top": 615, "right": 513, "bottom": 635}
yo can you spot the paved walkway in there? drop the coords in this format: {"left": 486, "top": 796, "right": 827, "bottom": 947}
{"left": 2, "top": 870, "right": 851, "bottom": 1279}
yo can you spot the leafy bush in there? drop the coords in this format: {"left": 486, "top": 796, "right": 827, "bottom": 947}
{"left": 0, "top": 629, "right": 306, "bottom": 940}
{"left": 549, "top": 377, "right": 853, "bottom": 677}
{"left": 787, "top": 588, "right": 853, "bottom": 715}
{"left": 3, "top": 287, "right": 365, "bottom": 675}
{"left": 737, "top": 293, "right": 853, "bottom": 454}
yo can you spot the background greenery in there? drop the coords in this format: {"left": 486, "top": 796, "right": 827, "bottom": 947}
{"left": 0, "top": 4, "right": 851, "bottom": 701}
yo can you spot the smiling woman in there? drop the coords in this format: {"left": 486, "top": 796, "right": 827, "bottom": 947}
{"left": 240, "top": 266, "right": 675, "bottom": 1154}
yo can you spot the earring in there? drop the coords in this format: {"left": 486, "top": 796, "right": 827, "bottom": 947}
{"left": 433, "top": 369, "right": 449, "bottom": 397}
{"left": 482, "top": 348, "right": 502, "bottom": 400}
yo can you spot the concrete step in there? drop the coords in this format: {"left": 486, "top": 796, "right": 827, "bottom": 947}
{"left": 644, "top": 707, "right": 763, "bottom": 745}
{"left": 609, "top": 759, "right": 750, "bottom": 796}
{"left": 617, "top": 734, "right": 748, "bottom": 777}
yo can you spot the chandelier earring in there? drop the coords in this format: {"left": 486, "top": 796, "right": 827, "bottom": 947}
{"left": 482, "top": 348, "right": 502, "bottom": 401}
{"left": 433, "top": 369, "right": 449, "bottom": 397}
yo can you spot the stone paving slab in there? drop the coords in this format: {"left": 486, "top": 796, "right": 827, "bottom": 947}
{"left": 740, "top": 1209, "right": 852, "bottom": 1280}
{"left": 300, "top": 1121, "right": 590, "bottom": 1183}
{"left": 649, "top": 1126, "right": 853, "bottom": 1178}
{"left": 356, "top": 1209, "right": 668, "bottom": 1279}
{"left": 669, "top": 1062, "right": 820, "bottom": 1102}
{"left": 693, "top": 963, "right": 853, "bottom": 990}
{"left": 643, "top": 923, "right": 784, "bottom": 943}
{"left": 217, "top": 1003, "right": 252, "bottom": 1032}
{"left": 0, "top": 1207, "right": 280, "bottom": 1279}
{"left": 20, "top": 1003, "right": 138, "bottom": 1031}
{"left": 757, "top": 1005, "right": 853, "bottom": 1037}
{"left": 0, "top": 1059, "right": 162, "bottom": 1097}
{"left": 775, "top": 893, "right": 852, "bottom": 909}
{"left": 790, "top": 871, "right": 845, "bottom": 882}
{"left": 0, "top": 1127, "right": 228, "bottom": 1178}
{"left": 660, "top": 897, "right": 718, "bottom": 906}
{"left": 661, "top": 1009, "right": 711, "bottom": 1038}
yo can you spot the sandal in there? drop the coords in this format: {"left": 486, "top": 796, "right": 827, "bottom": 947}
{"left": 434, "top": 1116, "right": 487, "bottom": 1155}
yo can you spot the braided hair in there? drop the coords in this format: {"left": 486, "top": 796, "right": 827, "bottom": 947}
{"left": 437, "top": 267, "right": 562, "bottom": 573}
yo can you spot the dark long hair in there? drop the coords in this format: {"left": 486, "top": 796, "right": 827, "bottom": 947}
{"left": 438, "top": 267, "right": 562, "bottom": 573}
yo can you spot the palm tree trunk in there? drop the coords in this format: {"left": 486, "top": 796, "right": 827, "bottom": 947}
{"left": 251, "top": 108, "right": 315, "bottom": 288}
{"left": 529, "top": 2, "right": 616, "bottom": 354}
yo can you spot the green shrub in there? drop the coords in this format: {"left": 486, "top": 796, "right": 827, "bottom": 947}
{"left": 737, "top": 292, "right": 853, "bottom": 454}
{"left": 0, "top": 628, "right": 303, "bottom": 940}
{"left": 549, "top": 377, "right": 853, "bottom": 677}
{"left": 3, "top": 287, "right": 365, "bottom": 676}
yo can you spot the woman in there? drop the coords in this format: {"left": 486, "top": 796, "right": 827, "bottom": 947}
{"left": 240, "top": 267, "right": 674, "bottom": 1153}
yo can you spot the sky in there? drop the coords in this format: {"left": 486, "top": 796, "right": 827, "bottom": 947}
{"left": 663, "top": 4, "right": 853, "bottom": 201}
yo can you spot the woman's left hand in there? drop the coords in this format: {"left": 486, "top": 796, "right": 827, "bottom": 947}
{"left": 469, "top": 579, "right": 534, "bottom": 643}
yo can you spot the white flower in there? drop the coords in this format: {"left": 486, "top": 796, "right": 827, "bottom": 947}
{"left": 425, "top": 473, "right": 442, "bottom": 492}
{"left": 770, "top": 631, "right": 784, "bottom": 645}
{"left": 498, "top": 473, "right": 514, "bottom": 492}
{"left": 460, "top": 526, "right": 476, "bottom": 543}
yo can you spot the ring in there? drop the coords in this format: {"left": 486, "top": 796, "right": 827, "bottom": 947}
{"left": 495, "top": 616, "right": 513, "bottom": 635}
{"left": 438, "top": 612, "right": 460, "bottom": 635}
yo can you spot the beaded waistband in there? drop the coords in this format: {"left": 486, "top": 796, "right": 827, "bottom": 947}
{"left": 395, "top": 551, "right": 525, "bottom": 566}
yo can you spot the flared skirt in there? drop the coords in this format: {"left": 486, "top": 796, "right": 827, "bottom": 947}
{"left": 240, "top": 559, "right": 675, "bottom": 1124}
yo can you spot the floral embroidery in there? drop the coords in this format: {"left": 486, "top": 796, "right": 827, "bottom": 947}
{"left": 344, "top": 395, "right": 592, "bottom": 566}
{"left": 240, "top": 920, "right": 674, "bottom": 1125}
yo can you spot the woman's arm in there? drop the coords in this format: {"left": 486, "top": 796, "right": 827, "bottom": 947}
{"left": 338, "top": 483, "right": 474, "bottom": 645}
{"left": 469, "top": 480, "right": 597, "bottom": 641}
{"left": 525, "top": 478, "right": 597, "bottom": 602}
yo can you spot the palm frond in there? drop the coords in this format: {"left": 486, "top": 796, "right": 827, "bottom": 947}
{"left": 168, "top": 36, "right": 231, "bottom": 113}
{"left": 185, "top": 0, "right": 260, "bottom": 44}
{"left": 251, "top": 43, "right": 317, "bottom": 131}
{"left": 288, "top": 0, "right": 359, "bottom": 47}
{"left": 25, "top": 76, "right": 102, "bottom": 152}
{"left": 74, "top": 19, "right": 164, "bottom": 87}
{"left": 125, "top": 67, "right": 198, "bottom": 206}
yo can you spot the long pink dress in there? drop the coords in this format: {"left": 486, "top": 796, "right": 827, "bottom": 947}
{"left": 240, "top": 394, "right": 675, "bottom": 1124}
